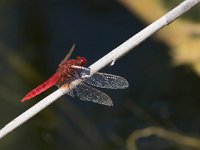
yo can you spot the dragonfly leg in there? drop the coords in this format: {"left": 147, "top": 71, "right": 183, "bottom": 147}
{"left": 71, "top": 65, "right": 91, "bottom": 78}
{"left": 58, "top": 83, "right": 75, "bottom": 97}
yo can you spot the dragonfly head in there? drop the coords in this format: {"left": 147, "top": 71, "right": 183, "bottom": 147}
{"left": 76, "top": 56, "right": 87, "bottom": 66}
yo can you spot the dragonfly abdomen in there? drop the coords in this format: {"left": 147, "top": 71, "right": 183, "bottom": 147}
{"left": 21, "top": 72, "right": 61, "bottom": 102}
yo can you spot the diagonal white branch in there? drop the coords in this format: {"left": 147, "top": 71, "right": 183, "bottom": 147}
{"left": 0, "top": 0, "right": 199, "bottom": 139}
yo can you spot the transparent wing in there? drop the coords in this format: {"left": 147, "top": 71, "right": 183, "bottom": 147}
{"left": 59, "top": 44, "right": 75, "bottom": 66}
{"left": 70, "top": 83, "right": 113, "bottom": 106}
{"left": 85, "top": 72, "right": 129, "bottom": 89}
{"left": 71, "top": 66, "right": 129, "bottom": 89}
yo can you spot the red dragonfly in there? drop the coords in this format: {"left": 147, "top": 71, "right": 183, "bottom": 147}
{"left": 21, "top": 45, "right": 129, "bottom": 106}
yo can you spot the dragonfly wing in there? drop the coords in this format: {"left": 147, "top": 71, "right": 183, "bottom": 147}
{"left": 85, "top": 72, "right": 129, "bottom": 89}
{"left": 59, "top": 44, "right": 75, "bottom": 66}
{"left": 73, "top": 83, "right": 113, "bottom": 106}
{"left": 71, "top": 66, "right": 129, "bottom": 89}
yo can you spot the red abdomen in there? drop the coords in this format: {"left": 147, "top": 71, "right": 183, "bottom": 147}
{"left": 21, "top": 72, "right": 61, "bottom": 102}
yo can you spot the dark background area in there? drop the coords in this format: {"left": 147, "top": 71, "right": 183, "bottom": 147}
{"left": 0, "top": 1, "right": 200, "bottom": 150}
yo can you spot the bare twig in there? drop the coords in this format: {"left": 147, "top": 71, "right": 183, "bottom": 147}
{"left": 0, "top": 0, "right": 199, "bottom": 139}
{"left": 127, "top": 126, "right": 200, "bottom": 150}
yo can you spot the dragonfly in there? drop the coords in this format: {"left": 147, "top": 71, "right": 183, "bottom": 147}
{"left": 21, "top": 45, "right": 129, "bottom": 106}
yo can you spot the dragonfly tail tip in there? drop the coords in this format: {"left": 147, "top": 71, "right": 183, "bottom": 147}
{"left": 20, "top": 97, "right": 29, "bottom": 102}
{"left": 20, "top": 99, "right": 25, "bottom": 102}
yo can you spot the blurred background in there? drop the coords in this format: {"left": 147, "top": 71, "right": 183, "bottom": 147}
{"left": 0, "top": 0, "right": 200, "bottom": 150}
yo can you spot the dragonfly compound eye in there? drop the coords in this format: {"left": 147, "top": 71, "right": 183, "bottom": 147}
{"left": 76, "top": 56, "right": 87, "bottom": 66}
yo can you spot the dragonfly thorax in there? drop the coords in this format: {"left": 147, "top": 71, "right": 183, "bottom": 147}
{"left": 56, "top": 57, "right": 87, "bottom": 85}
